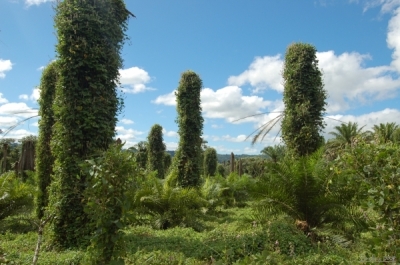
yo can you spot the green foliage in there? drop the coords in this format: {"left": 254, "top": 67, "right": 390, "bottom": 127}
{"left": 261, "top": 145, "right": 286, "bottom": 163}
{"left": 203, "top": 147, "right": 217, "bottom": 176}
{"left": 134, "top": 141, "right": 148, "bottom": 170}
{"left": 266, "top": 221, "right": 313, "bottom": 256}
{"left": 217, "top": 173, "right": 255, "bottom": 208}
{"left": 163, "top": 152, "right": 172, "bottom": 174}
{"left": 174, "top": 71, "right": 204, "bottom": 187}
{"left": 217, "top": 164, "right": 225, "bottom": 177}
{"left": 281, "top": 43, "right": 327, "bottom": 157}
{"left": 147, "top": 124, "right": 166, "bottom": 179}
{"left": 254, "top": 149, "right": 362, "bottom": 234}
{"left": 335, "top": 138, "right": 400, "bottom": 259}
{"left": 35, "top": 60, "right": 58, "bottom": 219}
{"left": 82, "top": 144, "right": 137, "bottom": 264}
{"left": 0, "top": 172, "right": 35, "bottom": 221}
{"left": 49, "top": 0, "right": 129, "bottom": 248}
{"left": 133, "top": 172, "right": 206, "bottom": 230}
{"left": 371, "top": 122, "right": 399, "bottom": 144}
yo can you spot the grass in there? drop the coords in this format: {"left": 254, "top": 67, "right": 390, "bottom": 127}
{"left": 0, "top": 206, "right": 370, "bottom": 265}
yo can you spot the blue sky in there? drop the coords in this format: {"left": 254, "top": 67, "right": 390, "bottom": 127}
{"left": 1, "top": 0, "right": 400, "bottom": 154}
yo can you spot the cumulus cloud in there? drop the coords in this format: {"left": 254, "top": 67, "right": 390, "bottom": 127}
{"left": 202, "top": 86, "right": 273, "bottom": 122}
{"left": 154, "top": 86, "right": 273, "bottom": 123}
{"left": 25, "top": 0, "right": 53, "bottom": 6}
{"left": 228, "top": 55, "right": 284, "bottom": 93}
{"left": 227, "top": 50, "right": 400, "bottom": 113}
{"left": 19, "top": 94, "right": 29, "bottom": 100}
{"left": 0, "top": 93, "right": 8, "bottom": 104}
{"left": 319, "top": 51, "right": 400, "bottom": 112}
{"left": 0, "top": 59, "right": 12, "bottom": 78}
{"left": 162, "top": 129, "right": 178, "bottom": 138}
{"left": 0, "top": 103, "right": 38, "bottom": 118}
{"left": 18, "top": 88, "right": 40, "bottom": 102}
{"left": 152, "top": 90, "right": 177, "bottom": 106}
{"left": 387, "top": 6, "right": 400, "bottom": 72}
{"left": 324, "top": 108, "right": 400, "bottom": 138}
{"left": 115, "top": 126, "right": 144, "bottom": 141}
{"left": 120, "top": 118, "right": 134, "bottom": 125}
{"left": 0, "top": 116, "right": 19, "bottom": 128}
{"left": 119, "top": 67, "right": 155, "bottom": 94}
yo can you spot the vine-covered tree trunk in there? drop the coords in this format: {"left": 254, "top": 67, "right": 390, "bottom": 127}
{"left": 35, "top": 61, "right": 58, "bottom": 219}
{"left": 281, "top": 43, "right": 327, "bottom": 157}
{"left": 49, "top": 0, "right": 129, "bottom": 248}
{"left": 147, "top": 124, "right": 166, "bottom": 178}
{"left": 174, "top": 71, "right": 204, "bottom": 187}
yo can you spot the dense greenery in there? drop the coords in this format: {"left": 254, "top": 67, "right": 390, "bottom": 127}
{"left": 82, "top": 143, "right": 137, "bottom": 264}
{"left": 48, "top": 0, "right": 129, "bottom": 248}
{"left": 147, "top": 124, "right": 166, "bottom": 179}
{"left": 281, "top": 43, "right": 327, "bottom": 157}
{"left": 174, "top": 71, "right": 204, "bottom": 187}
{"left": 35, "top": 61, "right": 58, "bottom": 219}
{"left": 203, "top": 147, "right": 217, "bottom": 176}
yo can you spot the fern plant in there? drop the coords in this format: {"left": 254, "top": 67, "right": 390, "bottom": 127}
{"left": 133, "top": 172, "right": 207, "bottom": 231}
{"left": 253, "top": 149, "right": 365, "bottom": 237}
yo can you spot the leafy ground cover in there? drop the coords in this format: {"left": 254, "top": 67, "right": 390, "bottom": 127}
{"left": 1, "top": 206, "right": 372, "bottom": 265}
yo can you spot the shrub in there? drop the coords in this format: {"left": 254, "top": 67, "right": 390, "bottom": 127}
{"left": 0, "top": 172, "right": 34, "bottom": 221}
{"left": 133, "top": 172, "right": 206, "bottom": 231}
{"left": 82, "top": 144, "right": 138, "bottom": 264}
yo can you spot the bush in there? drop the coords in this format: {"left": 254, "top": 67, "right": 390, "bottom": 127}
{"left": 133, "top": 172, "right": 207, "bottom": 231}
{"left": 0, "top": 172, "right": 35, "bottom": 221}
{"left": 82, "top": 144, "right": 138, "bottom": 264}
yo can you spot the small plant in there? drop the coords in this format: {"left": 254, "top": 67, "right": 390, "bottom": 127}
{"left": 82, "top": 143, "right": 138, "bottom": 264}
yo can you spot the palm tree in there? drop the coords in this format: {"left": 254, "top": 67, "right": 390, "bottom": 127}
{"left": 260, "top": 144, "right": 286, "bottom": 163}
{"left": 371, "top": 122, "right": 399, "bottom": 144}
{"left": 328, "top": 122, "right": 365, "bottom": 146}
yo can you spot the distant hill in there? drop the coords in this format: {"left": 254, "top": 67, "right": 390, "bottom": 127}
{"left": 166, "top": 151, "right": 266, "bottom": 163}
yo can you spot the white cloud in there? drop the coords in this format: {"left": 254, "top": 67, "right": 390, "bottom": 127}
{"left": 0, "top": 59, "right": 12, "bottom": 78}
{"left": 25, "top": 0, "right": 53, "bottom": 6}
{"left": 243, "top": 147, "right": 259, "bottom": 154}
{"left": 154, "top": 86, "right": 273, "bottom": 123}
{"left": 0, "top": 116, "right": 19, "bottom": 128}
{"left": 0, "top": 103, "right": 38, "bottom": 117}
{"left": 152, "top": 90, "right": 177, "bottom": 106}
{"left": 120, "top": 118, "right": 134, "bottom": 125}
{"left": 119, "top": 67, "right": 155, "bottom": 94}
{"left": 0, "top": 93, "right": 8, "bottom": 104}
{"left": 228, "top": 55, "right": 284, "bottom": 93}
{"left": 324, "top": 108, "right": 400, "bottom": 138}
{"left": 211, "top": 124, "right": 223, "bottom": 129}
{"left": 165, "top": 141, "right": 178, "bottom": 150}
{"left": 115, "top": 126, "right": 144, "bottom": 142}
{"left": 226, "top": 50, "right": 400, "bottom": 113}
{"left": 318, "top": 50, "right": 400, "bottom": 112}
{"left": 19, "top": 94, "right": 29, "bottom": 100}
{"left": 387, "top": 7, "right": 400, "bottom": 72}
{"left": 202, "top": 86, "right": 273, "bottom": 122}
{"left": 3, "top": 129, "right": 36, "bottom": 139}
{"left": 162, "top": 129, "right": 178, "bottom": 138}
{"left": 18, "top": 88, "right": 40, "bottom": 102}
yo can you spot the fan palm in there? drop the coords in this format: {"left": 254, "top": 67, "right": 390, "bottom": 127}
{"left": 371, "top": 122, "right": 399, "bottom": 144}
